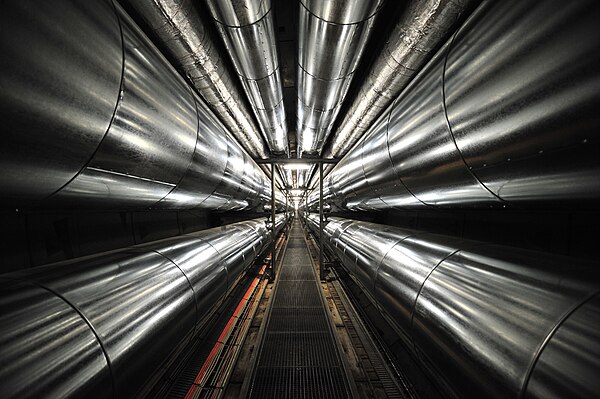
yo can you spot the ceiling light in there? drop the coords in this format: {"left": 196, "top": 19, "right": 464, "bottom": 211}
{"left": 282, "top": 163, "right": 312, "bottom": 170}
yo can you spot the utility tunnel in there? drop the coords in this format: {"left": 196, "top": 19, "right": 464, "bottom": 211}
{"left": 0, "top": 0, "right": 599, "bottom": 398}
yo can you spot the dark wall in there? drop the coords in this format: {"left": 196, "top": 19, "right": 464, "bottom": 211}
{"left": 0, "top": 209, "right": 220, "bottom": 274}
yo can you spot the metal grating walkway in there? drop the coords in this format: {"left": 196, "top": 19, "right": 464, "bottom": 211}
{"left": 247, "top": 220, "right": 353, "bottom": 398}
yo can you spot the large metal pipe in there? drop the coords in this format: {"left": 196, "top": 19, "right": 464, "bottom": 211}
{"left": 205, "top": 0, "right": 288, "bottom": 155}
{"left": 0, "top": 214, "right": 288, "bottom": 399}
{"left": 0, "top": 0, "right": 283, "bottom": 211}
{"left": 305, "top": 214, "right": 600, "bottom": 399}
{"left": 121, "top": 0, "right": 269, "bottom": 159}
{"left": 296, "top": 0, "right": 383, "bottom": 157}
{"left": 324, "top": 0, "right": 476, "bottom": 159}
{"left": 309, "top": 0, "right": 600, "bottom": 211}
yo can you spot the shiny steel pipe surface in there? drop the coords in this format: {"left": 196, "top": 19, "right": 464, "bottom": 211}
{"left": 0, "top": 215, "right": 288, "bottom": 399}
{"left": 296, "top": 0, "right": 383, "bottom": 157}
{"left": 304, "top": 214, "right": 600, "bottom": 399}
{"left": 324, "top": 0, "right": 475, "bottom": 159}
{"left": 310, "top": 0, "right": 600, "bottom": 210}
{"left": 206, "top": 0, "right": 288, "bottom": 155}
{"left": 121, "top": 0, "right": 269, "bottom": 159}
{"left": 0, "top": 0, "right": 282, "bottom": 211}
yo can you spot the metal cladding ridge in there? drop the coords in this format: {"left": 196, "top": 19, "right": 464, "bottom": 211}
{"left": 296, "top": 0, "right": 383, "bottom": 158}
{"left": 324, "top": 0, "right": 476, "bottom": 159}
{"left": 304, "top": 213, "right": 600, "bottom": 399}
{"left": 0, "top": 0, "right": 284, "bottom": 211}
{"left": 0, "top": 214, "right": 288, "bottom": 399}
{"left": 307, "top": 0, "right": 600, "bottom": 211}
{"left": 205, "top": 0, "right": 288, "bottom": 155}
{"left": 121, "top": 0, "right": 269, "bottom": 159}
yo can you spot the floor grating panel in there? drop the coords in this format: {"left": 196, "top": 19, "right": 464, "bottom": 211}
{"left": 248, "top": 220, "right": 351, "bottom": 398}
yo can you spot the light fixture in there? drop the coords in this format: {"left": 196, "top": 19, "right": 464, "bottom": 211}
{"left": 289, "top": 189, "right": 305, "bottom": 196}
{"left": 282, "top": 163, "right": 312, "bottom": 170}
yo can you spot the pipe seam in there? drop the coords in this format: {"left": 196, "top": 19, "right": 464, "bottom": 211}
{"left": 439, "top": 25, "right": 507, "bottom": 206}
{"left": 519, "top": 289, "right": 600, "bottom": 399}
{"left": 299, "top": 1, "right": 382, "bottom": 26}
{"left": 44, "top": 0, "right": 126, "bottom": 203}
{"left": 209, "top": 6, "right": 272, "bottom": 29}
{"left": 0, "top": 276, "right": 118, "bottom": 399}
{"left": 382, "top": 105, "right": 431, "bottom": 208}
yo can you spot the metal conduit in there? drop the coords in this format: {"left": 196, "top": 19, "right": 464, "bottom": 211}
{"left": 206, "top": 0, "right": 288, "bottom": 155}
{"left": 304, "top": 213, "right": 600, "bottom": 399}
{"left": 0, "top": 0, "right": 284, "bottom": 211}
{"left": 0, "top": 215, "right": 288, "bottom": 399}
{"left": 307, "top": 0, "right": 600, "bottom": 211}
{"left": 324, "top": 0, "right": 476, "bottom": 159}
{"left": 121, "top": 0, "right": 269, "bottom": 159}
{"left": 296, "top": 0, "right": 383, "bottom": 158}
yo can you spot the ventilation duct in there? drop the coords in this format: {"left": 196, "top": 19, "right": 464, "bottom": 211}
{"left": 308, "top": 0, "right": 600, "bottom": 211}
{"left": 324, "top": 0, "right": 475, "bottom": 159}
{"left": 206, "top": 0, "right": 288, "bottom": 155}
{"left": 0, "top": 0, "right": 284, "bottom": 211}
{"left": 0, "top": 215, "right": 288, "bottom": 399}
{"left": 305, "top": 214, "right": 600, "bottom": 399}
{"left": 296, "top": 0, "right": 383, "bottom": 157}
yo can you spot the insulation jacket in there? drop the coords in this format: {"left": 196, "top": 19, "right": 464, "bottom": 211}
{"left": 308, "top": 0, "right": 600, "bottom": 211}
{"left": 121, "top": 0, "right": 269, "bottom": 159}
{"left": 305, "top": 214, "right": 600, "bottom": 399}
{"left": 0, "top": 215, "right": 288, "bottom": 399}
{"left": 296, "top": 0, "right": 383, "bottom": 157}
{"left": 0, "top": 0, "right": 283, "bottom": 211}
{"left": 205, "top": 0, "right": 288, "bottom": 155}
{"left": 325, "top": 0, "right": 475, "bottom": 159}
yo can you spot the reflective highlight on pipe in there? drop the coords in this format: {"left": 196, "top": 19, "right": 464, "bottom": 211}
{"left": 0, "top": 0, "right": 283, "bottom": 211}
{"left": 309, "top": 0, "right": 600, "bottom": 210}
{"left": 325, "top": 0, "right": 474, "bottom": 159}
{"left": 304, "top": 214, "right": 600, "bottom": 399}
{"left": 0, "top": 215, "right": 288, "bottom": 399}
{"left": 122, "top": 0, "right": 269, "bottom": 159}
{"left": 206, "top": 0, "right": 288, "bottom": 155}
{"left": 296, "top": 0, "right": 383, "bottom": 157}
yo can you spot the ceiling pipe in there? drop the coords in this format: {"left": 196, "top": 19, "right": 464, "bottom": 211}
{"left": 0, "top": 0, "right": 284, "bottom": 211}
{"left": 205, "top": 0, "right": 288, "bottom": 155}
{"left": 122, "top": 0, "right": 269, "bottom": 159}
{"left": 307, "top": 0, "right": 600, "bottom": 211}
{"left": 296, "top": 0, "right": 383, "bottom": 158}
{"left": 0, "top": 215, "right": 288, "bottom": 399}
{"left": 304, "top": 214, "right": 600, "bottom": 399}
{"left": 324, "top": 0, "right": 476, "bottom": 159}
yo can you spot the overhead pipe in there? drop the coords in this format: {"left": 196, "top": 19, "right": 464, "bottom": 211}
{"left": 296, "top": 0, "right": 383, "bottom": 158}
{"left": 0, "top": 0, "right": 284, "bottom": 211}
{"left": 0, "top": 215, "right": 288, "bottom": 399}
{"left": 205, "top": 0, "right": 288, "bottom": 155}
{"left": 324, "top": 0, "right": 476, "bottom": 159}
{"left": 308, "top": 0, "right": 600, "bottom": 211}
{"left": 305, "top": 214, "right": 600, "bottom": 399}
{"left": 121, "top": 0, "right": 269, "bottom": 159}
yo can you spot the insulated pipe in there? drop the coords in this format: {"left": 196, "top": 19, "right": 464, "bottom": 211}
{"left": 304, "top": 214, "right": 600, "bottom": 399}
{"left": 121, "top": 0, "right": 269, "bottom": 159}
{"left": 296, "top": 0, "right": 383, "bottom": 157}
{"left": 0, "top": 215, "right": 288, "bottom": 399}
{"left": 205, "top": 0, "right": 288, "bottom": 155}
{"left": 324, "top": 0, "right": 475, "bottom": 159}
{"left": 308, "top": 0, "right": 600, "bottom": 211}
{"left": 0, "top": 0, "right": 283, "bottom": 211}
